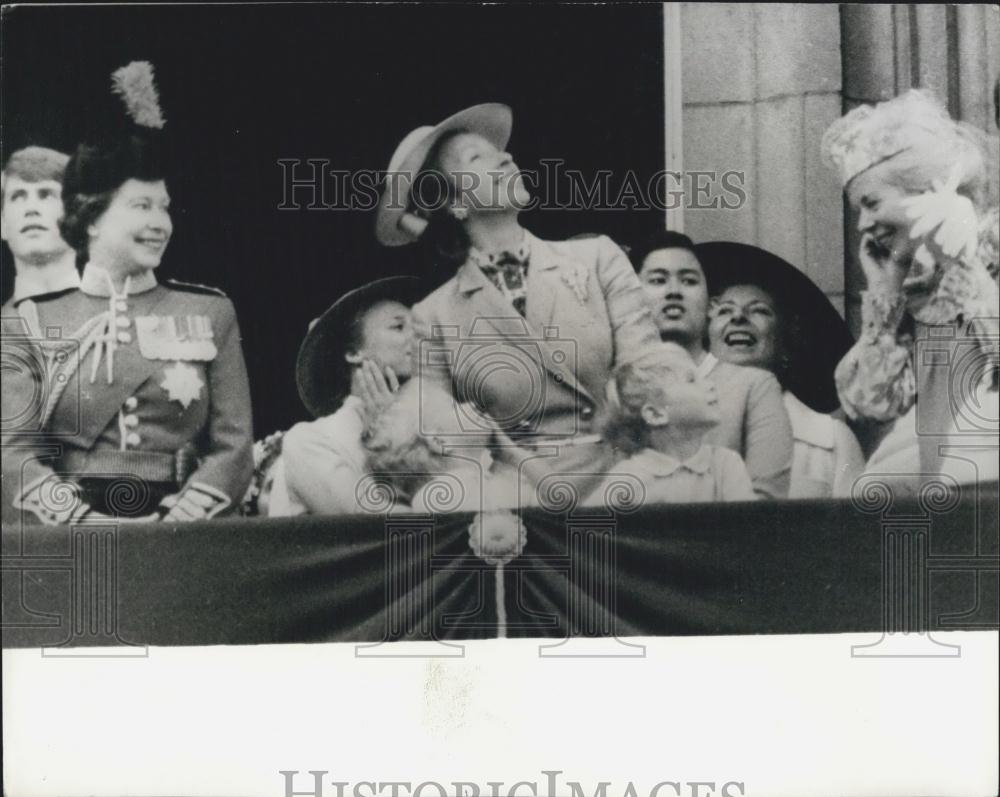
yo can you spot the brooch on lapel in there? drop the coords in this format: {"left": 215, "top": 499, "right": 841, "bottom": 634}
{"left": 560, "top": 262, "right": 590, "bottom": 304}
{"left": 136, "top": 315, "right": 218, "bottom": 361}
{"left": 160, "top": 361, "right": 204, "bottom": 409}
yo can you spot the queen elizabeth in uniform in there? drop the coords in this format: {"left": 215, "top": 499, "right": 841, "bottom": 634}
{"left": 1, "top": 62, "right": 253, "bottom": 523}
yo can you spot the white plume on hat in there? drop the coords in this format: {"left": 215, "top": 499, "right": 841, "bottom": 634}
{"left": 111, "top": 61, "right": 166, "bottom": 130}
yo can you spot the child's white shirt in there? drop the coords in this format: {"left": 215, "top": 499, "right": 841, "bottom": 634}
{"left": 590, "top": 444, "right": 756, "bottom": 508}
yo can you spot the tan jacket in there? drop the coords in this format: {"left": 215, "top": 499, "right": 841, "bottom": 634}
{"left": 410, "top": 232, "right": 661, "bottom": 502}
{"left": 783, "top": 391, "right": 864, "bottom": 499}
{"left": 411, "top": 231, "right": 660, "bottom": 441}
{"left": 698, "top": 355, "right": 794, "bottom": 500}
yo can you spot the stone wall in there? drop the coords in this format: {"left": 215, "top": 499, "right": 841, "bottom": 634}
{"left": 675, "top": 3, "right": 1000, "bottom": 330}
{"left": 678, "top": 3, "right": 846, "bottom": 315}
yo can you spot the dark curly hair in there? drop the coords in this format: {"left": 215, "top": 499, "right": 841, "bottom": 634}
{"left": 708, "top": 282, "right": 804, "bottom": 390}
{"left": 769, "top": 301, "right": 804, "bottom": 391}
{"left": 59, "top": 190, "right": 115, "bottom": 263}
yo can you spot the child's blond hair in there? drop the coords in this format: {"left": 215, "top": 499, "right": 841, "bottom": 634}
{"left": 602, "top": 343, "right": 694, "bottom": 456}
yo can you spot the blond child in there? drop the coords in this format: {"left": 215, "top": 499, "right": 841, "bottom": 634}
{"left": 362, "top": 378, "right": 525, "bottom": 515}
{"left": 589, "top": 343, "right": 756, "bottom": 508}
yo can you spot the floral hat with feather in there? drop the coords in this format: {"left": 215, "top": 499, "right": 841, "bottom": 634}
{"left": 821, "top": 89, "right": 984, "bottom": 188}
{"left": 63, "top": 61, "right": 170, "bottom": 198}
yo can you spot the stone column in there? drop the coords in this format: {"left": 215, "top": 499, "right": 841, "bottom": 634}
{"left": 679, "top": 3, "right": 846, "bottom": 315}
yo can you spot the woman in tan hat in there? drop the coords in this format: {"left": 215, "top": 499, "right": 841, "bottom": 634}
{"left": 375, "top": 104, "right": 661, "bottom": 505}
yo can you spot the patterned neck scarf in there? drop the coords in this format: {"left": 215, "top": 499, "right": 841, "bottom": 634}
{"left": 470, "top": 238, "right": 531, "bottom": 316}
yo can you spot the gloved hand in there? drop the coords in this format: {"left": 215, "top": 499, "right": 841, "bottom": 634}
{"left": 159, "top": 488, "right": 217, "bottom": 521}
{"left": 859, "top": 232, "right": 909, "bottom": 295}
{"left": 901, "top": 164, "right": 979, "bottom": 262}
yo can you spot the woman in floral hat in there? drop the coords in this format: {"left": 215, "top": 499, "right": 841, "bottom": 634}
{"left": 822, "top": 89, "right": 998, "bottom": 486}
{"left": 375, "top": 104, "right": 661, "bottom": 505}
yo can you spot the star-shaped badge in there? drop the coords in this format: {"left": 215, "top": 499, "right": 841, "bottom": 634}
{"left": 160, "top": 361, "right": 204, "bottom": 409}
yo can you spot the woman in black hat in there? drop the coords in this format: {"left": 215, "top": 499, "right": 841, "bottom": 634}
{"left": 375, "top": 104, "right": 661, "bottom": 503}
{"left": 2, "top": 62, "right": 253, "bottom": 524}
{"left": 269, "top": 276, "right": 423, "bottom": 516}
{"left": 699, "top": 242, "right": 865, "bottom": 499}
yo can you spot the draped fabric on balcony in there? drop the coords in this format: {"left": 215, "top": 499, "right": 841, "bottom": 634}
{"left": 3, "top": 483, "right": 997, "bottom": 649}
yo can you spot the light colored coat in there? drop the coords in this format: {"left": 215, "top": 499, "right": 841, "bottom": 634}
{"left": 275, "top": 395, "right": 369, "bottom": 516}
{"left": 698, "top": 355, "right": 794, "bottom": 500}
{"left": 783, "top": 391, "right": 865, "bottom": 499}
{"left": 411, "top": 231, "right": 661, "bottom": 501}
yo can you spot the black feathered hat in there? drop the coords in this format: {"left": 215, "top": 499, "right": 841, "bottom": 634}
{"left": 695, "top": 241, "right": 855, "bottom": 414}
{"left": 62, "top": 61, "right": 169, "bottom": 199}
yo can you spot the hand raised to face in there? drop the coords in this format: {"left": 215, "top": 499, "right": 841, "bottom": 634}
{"left": 357, "top": 359, "right": 400, "bottom": 426}
{"left": 859, "top": 232, "right": 911, "bottom": 295}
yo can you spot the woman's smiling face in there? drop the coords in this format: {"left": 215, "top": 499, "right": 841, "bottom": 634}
{"left": 847, "top": 162, "right": 918, "bottom": 263}
{"left": 87, "top": 178, "right": 172, "bottom": 274}
{"left": 708, "top": 284, "right": 781, "bottom": 372}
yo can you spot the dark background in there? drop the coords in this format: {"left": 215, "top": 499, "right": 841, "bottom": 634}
{"left": 1, "top": 3, "right": 666, "bottom": 436}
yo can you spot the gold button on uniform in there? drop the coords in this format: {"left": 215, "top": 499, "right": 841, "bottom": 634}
{"left": 116, "top": 316, "right": 131, "bottom": 328}
{"left": 126, "top": 432, "right": 141, "bottom": 447}
{"left": 117, "top": 331, "right": 132, "bottom": 343}
{"left": 124, "top": 397, "right": 138, "bottom": 411}
{"left": 123, "top": 414, "right": 139, "bottom": 427}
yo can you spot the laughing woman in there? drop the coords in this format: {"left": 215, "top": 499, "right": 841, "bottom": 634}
{"left": 822, "top": 89, "right": 999, "bottom": 485}
{"left": 1, "top": 62, "right": 253, "bottom": 524}
{"left": 700, "top": 242, "right": 865, "bottom": 498}
{"left": 375, "top": 104, "right": 661, "bottom": 504}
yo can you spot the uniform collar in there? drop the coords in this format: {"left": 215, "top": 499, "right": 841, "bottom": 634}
{"left": 12, "top": 260, "right": 80, "bottom": 303}
{"left": 634, "top": 445, "right": 713, "bottom": 476}
{"left": 80, "top": 263, "right": 158, "bottom": 297}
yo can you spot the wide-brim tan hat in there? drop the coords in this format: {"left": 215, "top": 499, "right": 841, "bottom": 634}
{"left": 375, "top": 103, "right": 513, "bottom": 247}
{"left": 296, "top": 276, "right": 425, "bottom": 418}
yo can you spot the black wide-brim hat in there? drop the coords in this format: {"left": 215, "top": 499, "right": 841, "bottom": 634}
{"left": 694, "top": 241, "right": 855, "bottom": 414}
{"left": 296, "top": 276, "right": 425, "bottom": 418}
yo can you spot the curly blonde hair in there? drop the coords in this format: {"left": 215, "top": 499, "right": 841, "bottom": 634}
{"left": 823, "top": 89, "right": 993, "bottom": 209}
{"left": 601, "top": 343, "right": 692, "bottom": 457}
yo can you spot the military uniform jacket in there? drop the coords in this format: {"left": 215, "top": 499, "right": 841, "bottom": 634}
{"left": 1, "top": 265, "right": 253, "bottom": 523}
